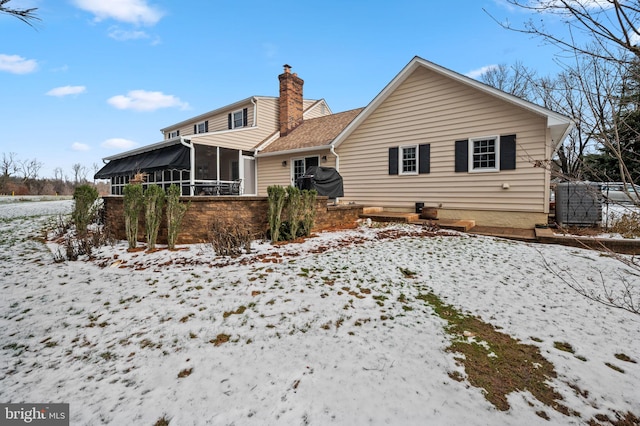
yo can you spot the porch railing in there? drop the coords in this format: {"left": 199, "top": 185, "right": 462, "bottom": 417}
{"left": 192, "top": 179, "right": 242, "bottom": 196}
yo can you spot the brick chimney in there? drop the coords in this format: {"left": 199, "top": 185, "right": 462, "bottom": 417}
{"left": 278, "top": 64, "right": 304, "bottom": 136}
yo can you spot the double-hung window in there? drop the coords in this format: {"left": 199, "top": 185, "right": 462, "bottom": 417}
{"left": 167, "top": 130, "right": 179, "bottom": 139}
{"left": 231, "top": 110, "right": 244, "bottom": 129}
{"left": 195, "top": 121, "right": 208, "bottom": 134}
{"left": 400, "top": 145, "right": 418, "bottom": 175}
{"left": 470, "top": 136, "right": 499, "bottom": 172}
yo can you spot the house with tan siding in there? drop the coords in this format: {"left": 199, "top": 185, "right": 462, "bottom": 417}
{"left": 96, "top": 56, "right": 572, "bottom": 229}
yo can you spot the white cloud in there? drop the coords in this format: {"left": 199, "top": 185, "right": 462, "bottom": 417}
{"left": 102, "top": 138, "right": 137, "bottom": 150}
{"left": 0, "top": 54, "right": 37, "bottom": 74}
{"left": 108, "top": 26, "right": 150, "bottom": 41}
{"left": 107, "top": 90, "right": 189, "bottom": 112}
{"left": 46, "top": 85, "right": 87, "bottom": 97}
{"left": 71, "top": 142, "right": 90, "bottom": 151}
{"left": 465, "top": 64, "right": 500, "bottom": 79}
{"left": 73, "top": 0, "right": 163, "bottom": 25}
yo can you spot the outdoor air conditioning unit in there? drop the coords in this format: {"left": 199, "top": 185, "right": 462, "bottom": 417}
{"left": 555, "top": 182, "right": 602, "bottom": 227}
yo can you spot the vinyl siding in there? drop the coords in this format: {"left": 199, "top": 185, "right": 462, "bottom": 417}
{"left": 257, "top": 150, "right": 335, "bottom": 195}
{"left": 303, "top": 100, "right": 332, "bottom": 119}
{"left": 337, "top": 66, "right": 551, "bottom": 213}
{"left": 187, "top": 98, "right": 279, "bottom": 150}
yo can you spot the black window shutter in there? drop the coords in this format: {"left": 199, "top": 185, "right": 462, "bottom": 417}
{"left": 228, "top": 114, "right": 232, "bottom": 129}
{"left": 454, "top": 140, "right": 468, "bottom": 172}
{"left": 193, "top": 124, "right": 197, "bottom": 134}
{"left": 500, "top": 134, "right": 516, "bottom": 170}
{"left": 418, "top": 144, "right": 430, "bottom": 174}
{"left": 389, "top": 147, "right": 399, "bottom": 175}
{"left": 176, "top": 130, "right": 180, "bottom": 136}
{"left": 204, "top": 121, "right": 208, "bottom": 133}
{"left": 243, "top": 108, "right": 248, "bottom": 127}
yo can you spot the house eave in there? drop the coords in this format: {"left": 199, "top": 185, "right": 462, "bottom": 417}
{"left": 102, "top": 137, "right": 191, "bottom": 162}
{"left": 256, "top": 144, "right": 331, "bottom": 158}
{"left": 159, "top": 96, "right": 267, "bottom": 133}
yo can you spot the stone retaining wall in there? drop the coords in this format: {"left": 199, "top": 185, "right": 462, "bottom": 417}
{"left": 102, "top": 196, "right": 363, "bottom": 245}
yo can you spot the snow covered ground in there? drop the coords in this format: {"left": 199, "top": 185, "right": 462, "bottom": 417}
{"left": 1, "top": 198, "right": 639, "bottom": 425}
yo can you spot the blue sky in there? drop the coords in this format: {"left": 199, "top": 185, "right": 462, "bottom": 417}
{"left": 0, "top": 0, "right": 575, "bottom": 180}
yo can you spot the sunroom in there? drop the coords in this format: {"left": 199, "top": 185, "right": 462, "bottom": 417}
{"left": 94, "top": 137, "right": 257, "bottom": 196}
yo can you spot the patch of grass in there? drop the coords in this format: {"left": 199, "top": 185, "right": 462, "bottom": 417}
{"left": 177, "top": 367, "right": 193, "bottom": 378}
{"left": 399, "top": 267, "right": 417, "bottom": 278}
{"left": 417, "top": 292, "right": 572, "bottom": 415}
{"left": 100, "top": 352, "right": 116, "bottom": 361}
{"left": 590, "top": 411, "right": 640, "bottom": 425}
{"left": 210, "top": 333, "right": 230, "bottom": 346}
{"left": 223, "top": 306, "right": 247, "bottom": 318}
{"left": 605, "top": 362, "right": 625, "bottom": 373}
{"left": 553, "top": 341, "right": 575, "bottom": 353}
{"left": 154, "top": 415, "right": 171, "bottom": 426}
{"left": 614, "top": 353, "right": 636, "bottom": 363}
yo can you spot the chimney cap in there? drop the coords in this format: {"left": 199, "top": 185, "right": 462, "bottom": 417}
{"left": 283, "top": 64, "right": 292, "bottom": 73}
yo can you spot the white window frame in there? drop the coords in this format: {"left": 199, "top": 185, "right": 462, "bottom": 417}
{"left": 167, "top": 130, "right": 179, "bottom": 139}
{"left": 231, "top": 109, "right": 244, "bottom": 129}
{"left": 195, "top": 121, "right": 207, "bottom": 134}
{"left": 399, "top": 145, "right": 418, "bottom": 175}
{"left": 291, "top": 156, "right": 319, "bottom": 184}
{"left": 469, "top": 136, "right": 499, "bottom": 173}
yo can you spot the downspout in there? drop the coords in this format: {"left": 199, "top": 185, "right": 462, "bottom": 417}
{"left": 330, "top": 144, "right": 340, "bottom": 204}
{"left": 180, "top": 137, "right": 195, "bottom": 196}
{"left": 330, "top": 144, "right": 339, "bottom": 171}
{"left": 251, "top": 97, "right": 257, "bottom": 127}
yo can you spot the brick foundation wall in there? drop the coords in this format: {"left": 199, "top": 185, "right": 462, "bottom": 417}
{"left": 102, "top": 196, "right": 362, "bottom": 245}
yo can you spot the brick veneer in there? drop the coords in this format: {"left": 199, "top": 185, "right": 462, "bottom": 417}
{"left": 102, "top": 196, "right": 362, "bottom": 245}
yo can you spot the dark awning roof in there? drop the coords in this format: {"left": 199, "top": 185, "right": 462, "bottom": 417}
{"left": 94, "top": 144, "right": 190, "bottom": 179}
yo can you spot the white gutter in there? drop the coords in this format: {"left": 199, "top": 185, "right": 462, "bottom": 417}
{"left": 256, "top": 144, "right": 331, "bottom": 158}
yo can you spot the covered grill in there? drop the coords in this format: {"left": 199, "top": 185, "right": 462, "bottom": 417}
{"left": 296, "top": 166, "right": 344, "bottom": 198}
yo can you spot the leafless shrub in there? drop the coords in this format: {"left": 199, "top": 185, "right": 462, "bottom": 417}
{"left": 52, "top": 224, "right": 113, "bottom": 263}
{"left": 610, "top": 211, "right": 640, "bottom": 238}
{"left": 208, "top": 220, "right": 252, "bottom": 257}
{"left": 538, "top": 248, "right": 640, "bottom": 315}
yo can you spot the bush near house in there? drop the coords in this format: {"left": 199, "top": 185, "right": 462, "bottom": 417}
{"left": 267, "top": 185, "right": 317, "bottom": 242}
{"left": 144, "top": 185, "right": 165, "bottom": 250}
{"left": 123, "top": 184, "right": 144, "bottom": 250}
{"left": 166, "top": 184, "right": 189, "bottom": 250}
{"left": 72, "top": 184, "right": 99, "bottom": 237}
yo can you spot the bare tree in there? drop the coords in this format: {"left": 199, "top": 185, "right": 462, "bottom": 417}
{"left": 19, "top": 158, "right": 42, "bottom": 181}
{"left": 0, "top": 0, "right": 39, "bottom": 27}
{"left": 488, "top": 1, "right": 640, "bottom": 64}
{"left": 1, "top": 152, "right": 18, "bottom": 178}
{"left": 480, "top": 62, "right": 538, "bottom": 101}
{"left": 72, "top": 163, "right": 88, "bottom": 184}
{"left": 53, "top": 167, "right": 64, "bottom": 182}
{"left": 18, "top": 158, "right": 43, "bottom": 194}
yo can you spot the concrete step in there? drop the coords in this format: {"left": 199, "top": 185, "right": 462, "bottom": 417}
{"left": 360, "top": 211, "right": 420, "bottom": 223}
{"left": 411, "top": 218, "right": 475, "bottom": 232}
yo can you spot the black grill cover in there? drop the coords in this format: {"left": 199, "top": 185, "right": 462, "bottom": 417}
{"left": 296, "top": 166, "right": 344, "bottom": 198}
{"left": 94, "top": 144, "right": 190, "bottom": 179}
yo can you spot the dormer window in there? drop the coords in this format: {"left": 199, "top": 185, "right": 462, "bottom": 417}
{"left": 228, "top": 108, "right": 249, "bottom": 129}
{"left": 167, "top": 130, "right": 180, "bottom": 139}
{"left": 195, "top": 121, "right": 208, "bottom": 134}
{"left": 232, "top": 110, "right": 244, "bottom": 128}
